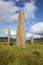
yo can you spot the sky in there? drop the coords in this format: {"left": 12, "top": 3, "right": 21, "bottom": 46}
{"left": 0, "top": 0, "right": 43, "bottom": 40}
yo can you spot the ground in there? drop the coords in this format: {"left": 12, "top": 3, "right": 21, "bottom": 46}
{"left": 0, "top": 41, "right": 43, "bottom": 65}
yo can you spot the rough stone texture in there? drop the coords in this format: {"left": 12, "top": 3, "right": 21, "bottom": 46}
{"left": 8, "top": 28, "right": 10, "bottom": 44}
{"left": 29, "top": 35, "right": 34, "bottom": 44}
{"left": 16, "top": 12, "right": 25, "bottom": 48}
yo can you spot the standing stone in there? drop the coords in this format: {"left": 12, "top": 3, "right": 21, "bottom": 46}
{"left": 16, "top": 12, "right": 25, "bottom": 48}
{"left": 8, "top": 28, "right": 10, "bottom": 44}
{"left": 29, "top": 35, "right": 34, "bottom": 44}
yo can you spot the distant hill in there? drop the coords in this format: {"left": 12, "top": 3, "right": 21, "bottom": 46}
{"left": 26, "top": 38, "right": 43, "bottom": 44}
{"left": 34, "top": 38, "right": 43, "bottom": 42}
{"left": 0, "top": 37, "right": 16, "bottom": 42}
{"left": 0, "top": 37, "right": 43, "bottom": 43}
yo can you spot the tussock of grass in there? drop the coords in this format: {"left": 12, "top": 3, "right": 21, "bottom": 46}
{"left": 0, "top": 43, "right": 43, "bottom": 65}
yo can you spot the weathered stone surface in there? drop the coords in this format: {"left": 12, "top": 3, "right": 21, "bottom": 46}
{"left": 16, "top": 12, "right": 25, "bottom": 48}
{"left": 8, "top": 28, "right": 10, "bottom": 44}
{"left": 29, "top": 35, "right": 34, "bottom": 44}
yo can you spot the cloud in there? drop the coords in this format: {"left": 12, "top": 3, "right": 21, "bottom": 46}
{"left": 0, "top": 0, "right": 37, "bottom": 23}
{"left": 0, "top": 28, "right": 16, "bottom": 37}
{"left": 11, "top": 30, "right": 16, "bottom": 35}
{"left": 0, "top": 0, "right": 38, "bottom": 39}
{"left": 0, "top": 27, "right": 41, "bottom": 39}
{"left": 30, "top": 22, "right": 43, "bottom": 35}
{"left": 15, "top": 0, "right": 20, "bottom": 2}
{"left": 23, "top": 0, "right": 36, "bottom": 20}
{"left": 7, "top": 13, "right": 19, "bottom": 22}
{"left": 26, "top": 31, "right": 41, "bottom": 40}
{"left": 0, "top": 0, "right": 20, "bottom": 22}
{"left": 5, "top": 30, "right": 16, "bottom": 36}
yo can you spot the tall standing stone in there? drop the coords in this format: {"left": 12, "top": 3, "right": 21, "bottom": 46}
{"left": 8, "top": 28, "right": 10, "bottom": 44}
{"left": 16, "top": 12, "right": 25, "bottom": 48}
{"left": 29, "top": 35, "right": 34, "bottom": 44}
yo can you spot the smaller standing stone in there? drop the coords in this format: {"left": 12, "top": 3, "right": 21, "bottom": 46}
{"left": 8, "top": 28, "right": 10, "bottom": 44}
{"left": 29, "top": 35, "right": 34, "bottom": 44}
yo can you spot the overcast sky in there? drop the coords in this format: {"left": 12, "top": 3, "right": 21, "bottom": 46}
{"left": 0, "top": 0, "right": 43, "bottom": 40}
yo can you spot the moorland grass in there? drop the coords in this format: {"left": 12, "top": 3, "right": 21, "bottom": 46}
{"left": 0, "top": 42, "right": 43, "bottom": 65}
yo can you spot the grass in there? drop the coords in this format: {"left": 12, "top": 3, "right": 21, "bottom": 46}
{"left": 0, "top": 42, "right": 43, "bottom": 65}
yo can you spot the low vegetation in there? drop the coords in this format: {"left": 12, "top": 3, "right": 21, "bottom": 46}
{"left": 0, "top": 38, "right": 43, "bottom": 65}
